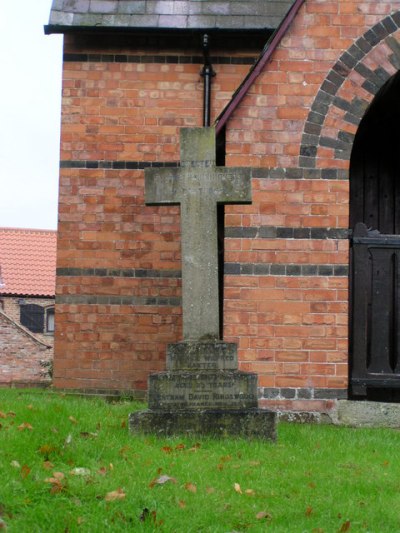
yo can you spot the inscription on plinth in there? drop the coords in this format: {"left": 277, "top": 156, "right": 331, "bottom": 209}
{"left": 148, "top": 371, "right": 258, "bottom": 410}
{"left": 167, "top": 341, "right": 237, "bottom": 371}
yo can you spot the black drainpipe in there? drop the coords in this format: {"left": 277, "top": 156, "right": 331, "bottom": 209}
{"left": 201, "top": 34, "right": 215, "bottom": 127}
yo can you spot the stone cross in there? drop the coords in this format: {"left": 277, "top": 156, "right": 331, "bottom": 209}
{"left": 145, "top": 127, "right": 251, "bottom": 341}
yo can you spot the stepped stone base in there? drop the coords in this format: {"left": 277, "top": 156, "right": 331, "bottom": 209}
{"left": 148, "top": 370, "right": 258, "bottom": 410}
{"left": 129, "top": 408, "right": 277, "bottom": 440}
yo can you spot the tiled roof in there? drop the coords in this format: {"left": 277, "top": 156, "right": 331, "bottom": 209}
{"left": 47, "top": 0, "right": 294, "bottom": 32}
{"left": 0, "top": 228, "right": 57, "bottom": 297}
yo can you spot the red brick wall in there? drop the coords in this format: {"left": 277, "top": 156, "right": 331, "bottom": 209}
{"left": 54, "top": 34, "right": 258, "bottom": 394}
{"left": 223, "top": 0, "right": 400, "bottom": 411}
{"left": 54, "top": 1, "right": 400, "bottom": 412}
{"left": 0, "top": 312, "right": 52, "bottom": 385}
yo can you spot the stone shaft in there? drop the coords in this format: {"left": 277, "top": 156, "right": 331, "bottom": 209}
{"left": 145, "top": 127, "right": 251, "bottom": 341}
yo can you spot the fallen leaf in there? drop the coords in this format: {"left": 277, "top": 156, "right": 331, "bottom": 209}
{"left": 175, "top": 443, "right": 186, "bottom": 450}
{"left": 178, "top": 500, "right": 186, "bottom": 508}
{"left": 249, "top": 460, "right": 261, "bottom": 467}
{"left": 121, "top": 420, "right": 127, "bottom": 429}
{"left": 161, "top": 446, "right": 173, "bottom": 454}
{"left": 7, "top": 412, "right": 16, "bottom": 418}
{"left": 50, "top": 483, "right": 63, "bottom": 495}
{"left": 149, "top": 475, "right": 177, "bottom": 488}
{"left": 68, "top": 416, "right": 77, "bottom": 424}
{"left": 306, "top": 506, "right": 313, "bottom": 516}
{"left": 43, "top": 461, "right": 54, "bottom": 470}
{"left": 10, "top": 460, "right": 20, "bottom": 469}
{"left": 64, "top": 434, "right": 73, "bottom": 446}
{"left": 220, "top": 455, "right": 232, "bottom": 463}
{"left": 38, "top": 444, "right": 56, "bottom": 456}
{"left": 308, "top": 482, "right": 316, "bottom": 489}
{"left": 53, "top": 472, "right": 65, "bottom": 481}
{"left": 70, "top": 468, "right": 91, "bottom": 477}
{"left": 206, "top": 487, "right": 215, "bottom": 494}
{"left": 17, "top": 423, "right": 33, "bottom": 431}
{"left": 0, "top": 518, "right": 6, "bottom": 530}
{"left": 185, "top": 482, "right": 197, "bottom": 493}
{"left": 0, "top": 412, "right": 7, "bottom": 419}
{"left": 340, "top": 520, "right": 351, "bottom": 532}
{"left": 105, "top": 488, "right": 126, "bottom": 502}
{"left": 97, "top": 467, "right": 108, "bottom": 476}
{"left": 119, "top": 445, "right": 130, "bottom": 456}
{"left": 245, "top": 489, "right": 255, "bottom": 495}
{"left": 27, "top": 405, "right": 33, "bottom": 410}
{"left": 234, "top": 483, "right": 242, "bottom": 494}
{"left": 77, "top": 517, "right": 84, "bottom": 525}
{"left": 256, "top": 511, "right": 272, "bottom": 520}
{"left": 21, "top": 465, "right": 31, "bottom": 479}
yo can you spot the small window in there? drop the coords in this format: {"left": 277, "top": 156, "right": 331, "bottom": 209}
{"left": 46, "top": 307, "right": 55, "bottom": 334}
{"left": 20, "top": 304, "right": 45, "bottom": 333}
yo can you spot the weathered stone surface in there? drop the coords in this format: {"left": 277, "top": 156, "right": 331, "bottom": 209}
{"left": 148, "top": 371, "right": 258, "bottom": 410}
{"left": 130, "top": 408, "right": 277, "bottom": 440}
{"left": 166, "top": 341, "right": 237, "bottom": 371}
{"left": 145, "top": 128, "right": 252, "bottom": 341}
{"left": 336, "top": 400, "right": 400, "bottom": 428}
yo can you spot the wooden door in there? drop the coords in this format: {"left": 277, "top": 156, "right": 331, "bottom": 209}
{"left": 350, "top": 70, "right": 400, "bottom": 398}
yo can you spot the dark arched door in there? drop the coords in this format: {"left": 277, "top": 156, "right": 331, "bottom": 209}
{"left": 350, "top": 70, "right": 400, "bottom": 400}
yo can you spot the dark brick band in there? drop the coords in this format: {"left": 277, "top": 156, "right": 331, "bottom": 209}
{"left": 225, "top": 227, "right": 349, "bottom": 240}
{"left": 252, "top": 168, "right": 348, "bottom": 180}
{"left": 260, "top": 387, "right": 348, "bottom": 400}
{"left": 224, "top": 263, "right": 348, "bottom": 277}
{"left": 57, "top": 263, "right": 348, "bottom": 281}
{"left": 60, "top": 162, "right": 348, "bottom": 180}
{"left": 63, "top": 53, "right": 256, "bottom": 65}
{"left": 56, "top": 268, "right": 181, "bottom": 278}
{"left": 56, "top": 295, "right": 181, "bottom": 306}
{"left": 60, "top": 160, "right": 179, "bottom": 170}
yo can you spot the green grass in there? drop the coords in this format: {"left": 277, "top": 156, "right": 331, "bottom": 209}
{"left": 1, "top": 390, "right": 400, "bottom": 532}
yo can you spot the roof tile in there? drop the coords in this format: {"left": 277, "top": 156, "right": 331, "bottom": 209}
{"left": 0, "top": 228, "right": 57, "bottom": 297}
{"left": 47, "top": 0, "right": 294, "bottom": 31}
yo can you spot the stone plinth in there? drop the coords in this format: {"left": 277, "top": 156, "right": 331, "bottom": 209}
{"left": 148, "top": 370, "right": 258, "bottom": 410}
{"left": 130, "top": 340, "right": 276, "bottom": 440}
{"left": 130, "top": 409, "right": 276, "bottom": 439}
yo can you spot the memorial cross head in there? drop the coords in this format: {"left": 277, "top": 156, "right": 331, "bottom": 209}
{"left": 145, "top": 127, "right": 252, "bottom": 341}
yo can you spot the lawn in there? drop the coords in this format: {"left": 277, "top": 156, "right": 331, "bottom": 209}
{"left": 0, "top": 390, "right": 400, "bottom": 532}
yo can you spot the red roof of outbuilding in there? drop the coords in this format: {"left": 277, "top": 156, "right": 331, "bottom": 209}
{"left": 0, "top": 228, "right": 57, "bottom": 297}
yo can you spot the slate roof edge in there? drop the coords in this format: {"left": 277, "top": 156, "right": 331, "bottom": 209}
{"left": 44, "top": 24, "right": 275, "bottom": 36}
{"left": 215, "top": 0, "right": 306, "bottom": 134}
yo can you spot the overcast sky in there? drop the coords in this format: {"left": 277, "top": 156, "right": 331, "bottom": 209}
{"left": 0, "top": 0, "right": 62, "bottom": 230}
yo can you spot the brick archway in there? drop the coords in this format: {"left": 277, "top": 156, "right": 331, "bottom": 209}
{"left": 300, "top": 12, "right": 400, "bottom": 169}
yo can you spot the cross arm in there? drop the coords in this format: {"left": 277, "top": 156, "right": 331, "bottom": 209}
{"left": 213, "top": 167, "right": 253, "bottom": 204}
{"left": 145, "top": 167, "right": 181, "bottom": 206}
